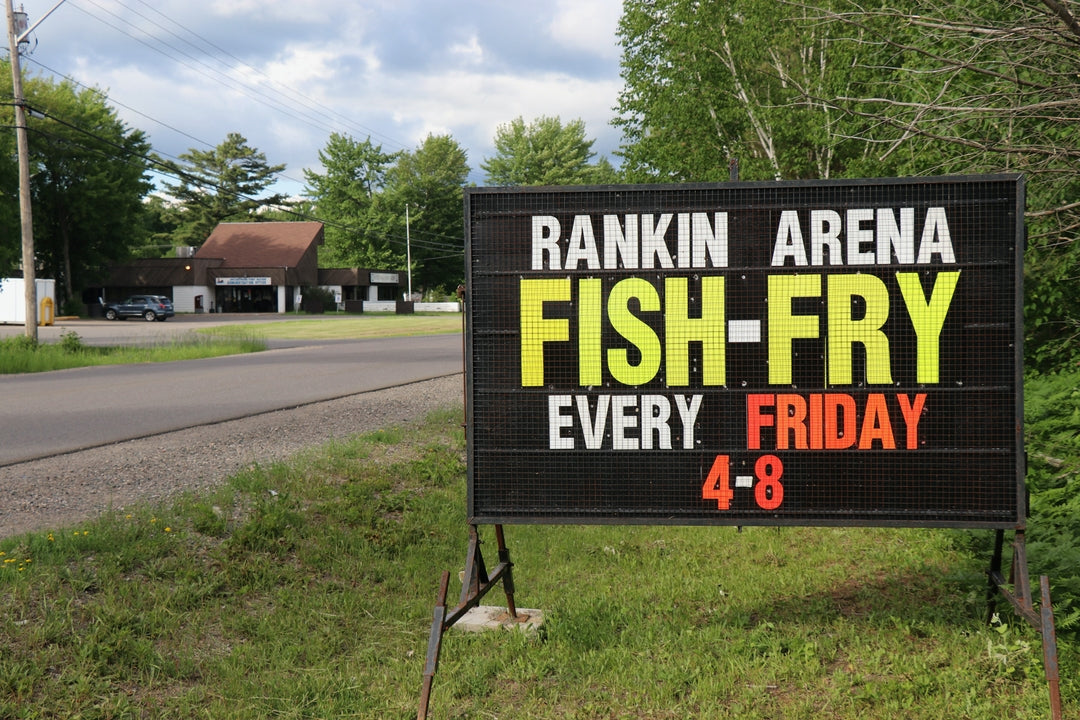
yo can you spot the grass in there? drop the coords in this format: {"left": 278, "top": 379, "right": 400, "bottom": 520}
{"left": 0, "top": 330, "right": 266, "bottom": 374}
{"left": 200, "top": 313, "right": 463, "bottom": 340}
{"left": 0, "top": 314, "right": 461, "bottom": 374}
{"left": 1, "top": 406, "right": 1074, "bottom": 719}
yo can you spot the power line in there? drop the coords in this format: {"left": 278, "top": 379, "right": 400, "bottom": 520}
{"left": 8, "top": 90, "right": 464, "bottom": 254}
{"left": 6, "top": 0, "right": 467, "bottom": 258}
{"left": 21, "top": 56, "right": 315, "bottom": 193}
{"left": 21, "top": 0, "right": 418, "bottom": 196}
{"left": 23, "top": 56, "right": 212, "bottom": 148}
{"left": 65, "top": 0, "right": 361, "bottom": 145}
{"left": 4, "top": 69, "right": 466, "bottom": 254}
{"left": 20, "top": 103, "right": 462, "bottom": 256}
{"left": 65, "top": 0, "right": 411, "bottom": 153}
{"left": 121, "top": 0, "right": 409, "bottom": 150}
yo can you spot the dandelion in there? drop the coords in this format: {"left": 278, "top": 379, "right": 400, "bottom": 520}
{"left": 47, "top": 533, "right": 54, "bottom": 542}
{"left": 164, "top": 527, "right": 172, "bottom": 533}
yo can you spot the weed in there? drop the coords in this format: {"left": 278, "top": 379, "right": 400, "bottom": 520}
{"left": 986, "top": 613, "right": 1043, "bottom": 682}
{"left": 229, "top": 491, "right": 305, "bottom": 553}
{"left": 58, "top": 330, "right": 83, "bottom": 354}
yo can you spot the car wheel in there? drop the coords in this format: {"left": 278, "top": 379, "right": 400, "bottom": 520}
{"left": 143, "top": 310, "right": 157, "bottom": 322}
{"left": 104, "top": 309, "right": 117, "bottom": 321}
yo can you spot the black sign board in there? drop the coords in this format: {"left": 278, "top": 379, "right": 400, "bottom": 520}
{"left": 465, "top": 176, "right": 1025, "bottom": 528}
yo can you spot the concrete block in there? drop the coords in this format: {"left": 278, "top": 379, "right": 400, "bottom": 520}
{"left": 452, "top": 605, "right": 544, "bottom": 634}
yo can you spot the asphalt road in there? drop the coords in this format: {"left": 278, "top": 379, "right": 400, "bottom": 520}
{"left": 0, "top": 316, "right": 464, "bottom": 465}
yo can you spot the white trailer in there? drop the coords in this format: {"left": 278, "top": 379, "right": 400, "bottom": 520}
{"left": 0, "top": 278, "right": 57, "bottom": 324}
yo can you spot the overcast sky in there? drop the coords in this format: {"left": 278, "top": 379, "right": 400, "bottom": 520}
{"left": 16, "top": 0, "right": 625, "bottom": 196}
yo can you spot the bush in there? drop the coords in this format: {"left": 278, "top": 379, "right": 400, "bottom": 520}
{"left": 1024, "top": 370, "right": 1080, "bottom": 634}
{"left": 59, "top": 330, "right": 83, "bottom": 354}
{"left": 1, "top": 334, "right": 38, "bottom": 352}
{"left": 422, "top": 286, "right": 461, "bottom": 302}
{"left": 61, "top": 297, "right": 86, "bottom": 317}
{"left": 301, "top": 286, "right": 336, "bottom": 313}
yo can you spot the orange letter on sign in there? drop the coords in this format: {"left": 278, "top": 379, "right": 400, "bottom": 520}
{"left": 897, "top": 393, "right": 927, "bottom": 449}
{"left": 824, "top": 394, "right": 856, "bottom": 449}
{"left": 776, "top": 394, "right": 808, "bottom": 450}
{"left": 747, "top": 394, "right": 775, "bottom": 450}
{"left": 858, "top": 394, "right": 896, "bottom": 449}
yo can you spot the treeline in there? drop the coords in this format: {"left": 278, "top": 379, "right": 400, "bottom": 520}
{"left": 0, "top": 67, "right": 615, "bottom": 307}
{"left": 615, "top": 0, "right": 1079, "bottom": 372}
{"left": 2, "top": 0, "right": 1079, "bottom": 371}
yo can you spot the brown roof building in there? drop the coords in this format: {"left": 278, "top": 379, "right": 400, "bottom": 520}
{"left": 103, "top": 221, "right": 402, "bottom": 314}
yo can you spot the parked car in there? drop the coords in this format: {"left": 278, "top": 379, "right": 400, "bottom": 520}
{"left": 103, "top": 295, "right": 175, "bottom": 322}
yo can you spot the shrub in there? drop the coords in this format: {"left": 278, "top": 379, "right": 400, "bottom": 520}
{"left": 59, "top": 330, "right": 83, "bottom": 354}
{"left": 1024, "top": 370, "right": 1080, "bottom": 634}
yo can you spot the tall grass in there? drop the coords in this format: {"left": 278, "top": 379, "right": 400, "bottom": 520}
{"left": 0, "top": 330, "right": 266, "bottom": 374}
{"left": 1, "top": 405, "right": 1074, "bottom": 719}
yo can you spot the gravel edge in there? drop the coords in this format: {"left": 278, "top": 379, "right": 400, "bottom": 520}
{"left": 0, "top": 374, "right": 464, "bottom": 539}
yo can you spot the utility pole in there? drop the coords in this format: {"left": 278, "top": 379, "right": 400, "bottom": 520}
{"left": 6, "top": 0, "right": 35, "bottom": 340}
{"left": 4, "top": 0, "right": 65, "bottom": 339}
{"left": 405, "top": 204, "right": 413, "bottom": 301}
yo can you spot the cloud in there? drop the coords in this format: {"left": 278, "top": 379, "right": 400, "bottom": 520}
{"left": 449, "top": 34, "right": 484, "bottom": 66}
{"left": 23, "top": 0, "right": 625, "bottom": 193}
{"left": 548, "top": 0, "right": 623, "bottom": 60}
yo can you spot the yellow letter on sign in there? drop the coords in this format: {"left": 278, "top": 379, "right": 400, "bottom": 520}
{"left": 827, "top": 273, "right": 893, "bottom": 386}
{"left": 607, "top": 278, "right": 661, "bottom": 386}
{"left": 665, "top": 276, "right": 726, "bottom": 386}
{"left": 768, "top": 274, "right": 822, "bottom": 385}
{"left": 520, "top": 278, "right": 571, "bottom": 386}
{"left": 897, "top": 271, "right": 960, "bottom": 384}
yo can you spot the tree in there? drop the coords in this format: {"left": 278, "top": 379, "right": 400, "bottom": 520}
{"left": 0, "top": 62, "right": 153, "bottom": 305}
{"left": 481, "top": 116, "right": 614, "bottom": 186}
{"left": 613, "top": 0, "right": 1080, "bottom": 367}
{"left": 303, "top": 133, "right": 401, "bottom": 268}
{"left": 0, "top": 113, "right": 19, "bottom": 277}
{"left": 159, "top": 132, "right": 288, "bottom": 247}
{"left": 383, "top": 134, "right": 470, "bottom": 293}
{"left": 798, "top": 0, "right": 1080, "bottom": 368}
{"left": 614, "top": 0, "right": 876, "bottom": 183}
{"left": 129, "top": 195, "right": 182, "bottom": 259}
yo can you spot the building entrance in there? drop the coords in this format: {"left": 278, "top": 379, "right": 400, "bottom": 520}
{"left": 217, "top": 286, "right": 279, "bottom": 313}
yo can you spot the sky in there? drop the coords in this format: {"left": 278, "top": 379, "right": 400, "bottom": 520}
{"left": 14, "top": 0, "right": 626, "bottom": 197}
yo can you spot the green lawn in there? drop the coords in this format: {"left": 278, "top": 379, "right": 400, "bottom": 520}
{"left": 0, "top": 331, "right": 266, "bottom": 374}
{"left": 202, "top": 313, "right": 462, "bottom": 340}
{"left": 0, "top": 314, "right": 461, "bottom": 374}
{"left": 2, "top": 406, "right": 1073, "bottom": 719}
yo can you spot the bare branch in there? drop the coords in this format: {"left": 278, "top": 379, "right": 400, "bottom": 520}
{"left": 1039, "top": 0, "right": 1080, "bottom": 39}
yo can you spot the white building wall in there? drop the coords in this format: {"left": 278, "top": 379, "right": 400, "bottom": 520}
{"left": 172, "top": 285, "right": 214, "bottom": 314}
{"left": 0, "top": 278, "right": 57, "bottom": 323}
{"left": 361, "top": 301, "right": 461, "bottom": 313}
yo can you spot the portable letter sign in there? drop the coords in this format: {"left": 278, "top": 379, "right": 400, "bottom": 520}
{"left": 464, "top": 176, "right": 1025, "bottom": 528}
